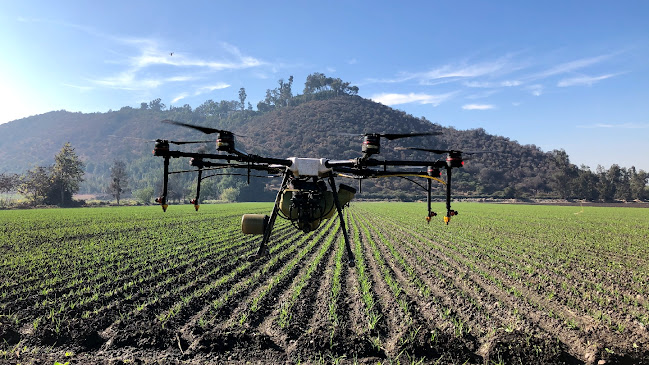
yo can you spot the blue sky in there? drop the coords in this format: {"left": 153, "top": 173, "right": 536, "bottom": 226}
{"left": 1, "top": 1, "right": 648, "bottom": 170}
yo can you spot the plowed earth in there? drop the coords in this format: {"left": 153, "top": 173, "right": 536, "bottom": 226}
{"left": 1, "top": 203, "right": 648, "bottom": 364}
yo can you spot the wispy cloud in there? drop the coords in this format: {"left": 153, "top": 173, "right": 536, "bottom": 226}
{"left": 196, "top": 83, "right": 231, "bottom": 93}
{"left": 171, "top": 93, "right": 189, "bottom": 104}
{"left": 557, "top": 74, "right": 617, "bottom": 87}
{"left": 171, "top": 83, "right": 231, "bottom": 104}
{"left": 533, "top": 54, "right": 612, "bottom": 79}
{"left": 63, "top": 83, "right": 94, "bottom": 92}
{"left": 367, "top": 57, "right": 515, "bottom": 85}
{"left": 90, "top": 38, "right": 264, "bottom": 91}
{"left": 462, "top": 104, "right": 495, "bottom": 110}
{"left": 370, "top": 92, "right": 457, "bottom": 106}
{"left": 577, "top": 122, "right": 649, "bottom": 129}
{"left": 527, "top": 84, "right": 543, "bottom": 96}
{"left": 463, "top": 79, "right": 521, "bottom": 88}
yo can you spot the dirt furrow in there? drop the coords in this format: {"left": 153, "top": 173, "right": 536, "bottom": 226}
{"left": 385, "top": 218, "right": 641, "bottom": 363}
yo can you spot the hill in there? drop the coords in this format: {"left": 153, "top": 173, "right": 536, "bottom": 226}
{"left": 0, "top": 95, "right": 558, "bottom": 201}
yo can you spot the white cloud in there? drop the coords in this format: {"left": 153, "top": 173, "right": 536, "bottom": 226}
{"left": 170, "top": 83, "right": 231, "bottom": 104}
{"left": 196, "top": 83, "right": 231, "bottom": 93}
{"left": 90, "top": 40, "right": 263, "bottom": 91}
{"left": 462, "top": 104, "right": 495, "bottom": 110}
{"left": 557, "top": 74, "right": 616, "bottom": 87}
{"left": 370, "top": 92, "right": 456, "bottom": 106}
{"left": 63, "top": 83, "right": 94, "bottom": 92}
{"left": 171, "top": 93, "right": 189, "bottom": 103}
{"left": 534, "top": 54, "right": 611, "bottom": 79}
{"left": 527, "top": 84, "right": 543, "bottom": 96}
{"left": 367, "top": 57, "right": 514, "bottom": 85}
{"left": 464, "top": 80, "right": 521, "bottom": 88}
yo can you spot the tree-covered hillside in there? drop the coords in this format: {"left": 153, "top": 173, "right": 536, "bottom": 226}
{"left": 1, "top": 74, "right": 646, "bottom": 203}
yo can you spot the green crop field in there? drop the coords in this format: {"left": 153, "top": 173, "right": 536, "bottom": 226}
{"left": 1, "top": 203, "right": 648, "bottom": 364}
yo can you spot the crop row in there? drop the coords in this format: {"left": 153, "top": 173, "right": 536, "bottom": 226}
{"left": 2, "top": 202, "right": 647, "bottom": 364}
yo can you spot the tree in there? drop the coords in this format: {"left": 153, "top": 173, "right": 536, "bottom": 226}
{"left": 238, "top": 87, "right": 247, "bottom": 111}
{"left": 148, "top": 98, "right": 166, "bottom": 111}
{"left": 0, "top": 173, "right": 19, "bottom": 193}
{"left": 614, "top": 167, "right": 632, "bottom": 201}
{"left": 220, "top": 187, "right": 240, "bottom": 202}
{"left": 574, "top": 165, "right": 598, "bottom": 200}
{"left": 304, "top": 72, "right": 327, "bottom": 94}
{"left": 278, "top": 76, "right": 293, "bottom": 107}
{"left": 134, "top": 186, "right": 155, "bottom": 205}
{"left": 18, "top": 166, "right": 52, "bottom": 205}
{"left": 549, "top": 149, "right": 578, "bottom": 199}
{"left": 108, "top": 160, "right": 129, "bottom": 205}
{"left": 629, "top": 167, "right": 648, "bottom": 201}
{"left": 51, "top": 142, "right": 85, "bottom": 206}
{"left": 303, "top": 72, "right": 359, "bottom": 95}
{"left": 596, "top": 165, "right": 615, "bottom": 201}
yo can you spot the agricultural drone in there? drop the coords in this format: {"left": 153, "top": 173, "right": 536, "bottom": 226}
{"left": 153, "top": 119, "right": 480, "bottom": 267}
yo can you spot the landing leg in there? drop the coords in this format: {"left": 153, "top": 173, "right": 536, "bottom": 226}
{"left": 328, "top": 175, "right": 355, "bottom": 267}
{"left": 247, "top": 171, "right": 291, "bottom": 261}
{"left": 444, "top": 167, "right": 455, "bottom": 225}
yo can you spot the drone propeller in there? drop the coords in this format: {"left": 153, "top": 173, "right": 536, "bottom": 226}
{"left": 340, "top": 131, "right": 442, "bottom": 157}
{"left": 340, "top": 131, "right": 442, "bottom": 140}
{"left": 376, "top": 132, "right": 442, "bottom": 140}
{"left": 162, "top": 119, "right": 248, "bottom": 153}
{"left": 162, "top": 119, "right": 244, "bottom": 136}
{"left": 396, "top": 147, "right": 496, "bottom": 155}
{"left": 164, "top": 139, "right": 213, "bottom": 145}
{"left": 109, "top": 135, "right": 211, "bottom": 145}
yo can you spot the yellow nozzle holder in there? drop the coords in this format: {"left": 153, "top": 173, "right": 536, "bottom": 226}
{"left": 425, "top": 216, "right": 431, "bottom": 223}
{"left": 444, "top": 216, "right": 450, "bottom": 224}
{"left": 162, "top": 204, "right": 168, "bottom": 212}
{"left": 194, "top": 204, "right": 200, "bottom": 211}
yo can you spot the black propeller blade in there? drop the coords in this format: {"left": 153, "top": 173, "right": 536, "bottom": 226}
{"left": 162, "top": 119, "right": 229, "bottom": 135}
{"left": 165, "top": 139, "right": 213, "bottom": 145}
{"left": 340, "top": 132, "right": 442, "bottom": 140}
{"left": 379, "top": 132, "right": 442, "bottom": 140}
{"left": 109, "top": 135, "right": 211, "bottom": 145}
{"left": 397, "top": 147, "right": 496, "bottom": 155}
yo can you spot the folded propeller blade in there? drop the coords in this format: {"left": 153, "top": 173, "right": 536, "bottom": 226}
{"left": 162, "top": 119, "right": 227, "bottom": 135}
{"left": 380, "top": 132, "right": 442, "bottom": 140}
{"left": 397, "top": 147, "right": 497, "bottom": 155}
{"left": 167, "top": 140, "right": 213, "bottom": 145}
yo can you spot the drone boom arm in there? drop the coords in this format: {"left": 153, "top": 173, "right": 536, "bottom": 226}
{"left": 159, "top": 149, "right": 293, "bottom": 167}
{"left": 327, "top": 158, "right": 447, "bottom": 169}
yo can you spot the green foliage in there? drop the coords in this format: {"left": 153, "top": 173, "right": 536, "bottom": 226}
{"left": 303, "top": 72, "right": 359, "bottom": 95}
{"left": 18, "top": 166, "right": 52, "bottom": 205}
{"left": 0, "top": 173, "right": 19, "bottom": 193}
{"left": 108, "top": 160, "right": 129, "bottom": 205}
{"left": 133, "top": 186, "right": 155, "bottom": 204}
{"left": 219, "top": 187, "right": 240, "bottom": 202}
{"left": 1, "top": 203, "right": 648, "bottom": 362}
{"left": 51, "top": 142, "right": 85, "bottom": 206}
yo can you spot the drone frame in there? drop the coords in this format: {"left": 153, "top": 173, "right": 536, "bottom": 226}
{"left": 153, "top": 122, "right": 468, "bottom": 267}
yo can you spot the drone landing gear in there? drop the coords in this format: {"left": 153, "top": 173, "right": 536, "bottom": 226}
{"left": 426, "top": 178, "right": 437, "bottom": 224}
{"left": 328, "top": 176, "right": 355, "bottom": 267}
{"left": 246, "top": 173, "right": 356, "bottom": 267}
{"left": 246, "top": 172, "right": 290, "bottom": 262}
